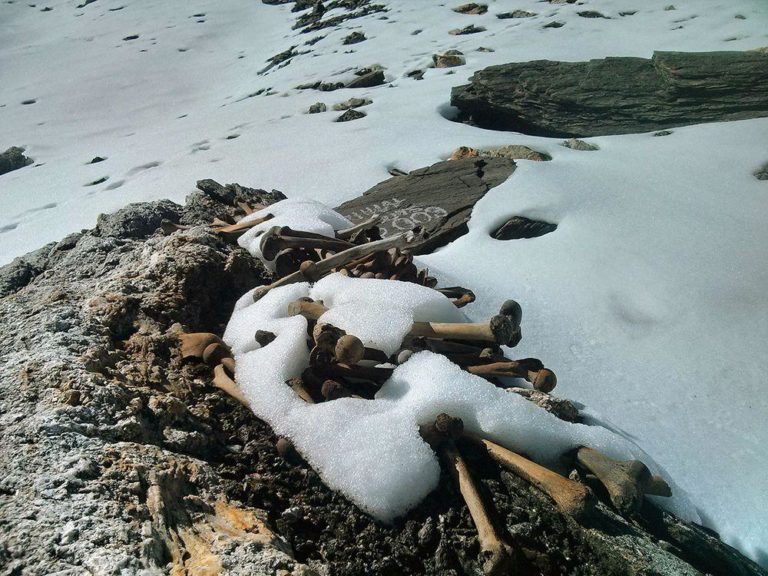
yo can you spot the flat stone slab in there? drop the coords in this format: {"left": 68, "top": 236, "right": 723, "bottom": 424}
{"left": 451, "top": 50, "right": 768, "bottom": 137}
{"left": 335, "top": 157, "right": 516, "bottom": 253}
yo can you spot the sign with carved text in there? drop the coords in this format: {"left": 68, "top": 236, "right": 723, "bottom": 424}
{"left": 335, "top": 157, "right": 516, "bottom": 254}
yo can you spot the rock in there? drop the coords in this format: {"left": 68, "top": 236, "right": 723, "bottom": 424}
{"left": 295, "top": 80, "right": 345, "bottom": 91}
{"left": 342, "top": 31, "right": 366, "bottom": 45}
{"left": 449, "top": 24, "right": 486, "bottom": 35}
{"left": 88, "top": 156, "right": 106, "bottom": 164}
{"left": 433, "top": 50, "right": 465, "bottom": 68}
{"left": 480, "top": 144, "right": 552, "bottom": 161}
{"left": 754, "top": 161, "right": 768, "bottom": 180}
{"left": 562, "top": 138, "right": 599, "bottom": 151}
{"left": 93, "top": 200, "right": 182, "bottom": 239}
{"left": 491, "top": 216, "right": 558, "bottom": 240}
{"left": 335, "top": 109, "right": 366, "bottom": 122}
{"left": 0, "top": 146, "right": 33, "bottom": 176}
{"left": 345, "top": 69, "right": 385, "bottom": 89}
{"left": 449, "top": 146, "right": 479, "bottom": 160}
{"left": 451, "top": 51, "right": 768, "bottom": 137}
{"left": 508, "top": 388, "right": 580, "bottom": 422}
{"left": 335, "top": 157, "right": 516, "bottom": 253}
{"left": 653, "top": 130, "right": 673, "bottom": 136}
{"left": 452, "top": 3, "right": 487, "bottom": 15}
{"left": 332, "top": 97, "right": 371, "bottom": 111}
{"left": 543, "top": 20, "right": 565, "bottom": 28}
{"left": 578, "top": 10, "right": 609, "bottom": 18}
{"left": 406, "top": 69, "right": 425, "bottom": 80}
{"left": 308, "top": 102, "right": 327, "bottom": 113}
{"left": 497, "top": 10, "right": 536, "bottom": 18}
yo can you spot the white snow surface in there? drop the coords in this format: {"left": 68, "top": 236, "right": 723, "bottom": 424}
{"left": 224, "top": 271, "right": 695, "bottom": 523}
{"left": 1, "top": 0, "right": 767, "bottom": 563}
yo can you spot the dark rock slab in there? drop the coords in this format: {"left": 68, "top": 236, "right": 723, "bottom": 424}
{"left": 0, "top": 146, "right": 33, "bottom": 176}
{"left": 335, "top": 158, "right": 516, "bottom": 253}
{"left": 336, "top": 109, "right": 366, "bottom": 122}
{"left": 450, "top": 51, "right": 768, "bottom": 137}
{"left": 755, "top": 161, "right": 768, "bottom": 180}
{"left": 346, "top": 69, "right": 385, "bottom": 88}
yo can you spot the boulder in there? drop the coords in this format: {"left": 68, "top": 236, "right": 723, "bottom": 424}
{"left": 335, "top": 157, "right": 516, "bottom": 253}
{"left": 450, "top": 51, "right": 768, "bottom": 136}
{"left": 0, "top": 146, "right": 33, "bottom": 176}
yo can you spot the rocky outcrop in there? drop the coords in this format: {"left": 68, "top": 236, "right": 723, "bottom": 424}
{"left": 1, "top": 183, "right": 765, "bottom": 575}
{"left": 335, "top": 157, "right": 516, "bottom": 253}
{"left": 450, "top": 51, "right": 768, "bottom": 136}
{"left": 0, "top": 146, "right": 33, "bottom": 176}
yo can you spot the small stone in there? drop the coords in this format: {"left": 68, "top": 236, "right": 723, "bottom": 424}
{"left": 543, "top": 20, "right": 565, "bottom": 28}
{"left": 449, "top": 146, "right": 479, "bottom": 160}
{"left": 406, "top": 69, "right": 424, "bottom": 80}
{"left": 492, "top": 216, "right": 557, "bottom": 240}
{"left": 562, "top": 138, "right": 599, "bottom": 151}
{"left": 62, "top": 390, "right": 81, "bottom": 406}
{"left": 342, "top": 31, "right": 366, "bottom": 45}
{"left": 332, "top": 97, "right": 371, "bottom": 111}
{"left": 433, "top": 50, "right": 465, "bottom": 68}
{"left": 653, "top": 130, "right": 673, "bottom": 136}
{"left": 308, "top": 102, "right": 327, "bottom": 113}
{"left": 480, "top": 144, "right": 552, "bottom": 161}
{"left": 577, "top": 10, "right": 609, "bottom": 18}
{"left": 335, "top": 109, "right": 366, "bottom": 122}
{"left": 449, "top": 24, "right": 486, "bottom": 35}
{"left": 417, "top": 517, "right": 437, "bottom": 547}
{"left": 89, "top": 156, "right": 106, "bottom": 164}
{"left": 664, "top": 4, "right": 676, "bottom": 10}
{"left": 476, "top": 46, "right": 494, "bottom": 52}
{"left": 497, "top": 10, "right": 536, "bottom": 18}
{"left": 452, "top": 3, "right": 487, "bottom": 15}
{"left": 276, "top": 437, "right": 296, "bottom": 460}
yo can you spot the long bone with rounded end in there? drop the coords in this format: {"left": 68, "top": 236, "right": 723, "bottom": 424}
{"left": 288, "top": 299, "right": 518, "bottom": 346}
{"left": 420, "top": 415, "right": 515, "bottom": 576}
{"left": 575, "top": 447, "right": 671, "bottom": 515}
{"left": 467, "top": 361, "right": 557, "bottom": 393}
{"left": 179, "top": 332, "right": 227, "bottom": 360}
{"left": 253, "top": 230, "right": 423, "bottom": 300}
{"left": 335, "top": 215, "right": 382, "bottom": 240}
{"left": 466, "top": 435, "right": 594, "bottom": 520}
{"left": 212, "top": 364, "right": 249, "bottom": 407}
{"left": 259, "top": 226, "right": 355, "bottom": 261}
{"left": 210, "top": 213, "right": 274, "bottom": 240}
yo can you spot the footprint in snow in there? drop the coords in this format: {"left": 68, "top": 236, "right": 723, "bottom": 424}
{"left": 126, "top": 161, "right": 161, "bottom": 175}
{"left": 0, "top": 223, "right": 19, "bottom": 233}
{"left": 104, "top": 180, "right": 124, "bottom": 190}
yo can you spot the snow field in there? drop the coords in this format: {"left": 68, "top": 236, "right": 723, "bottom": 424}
{"left": 1, "top": 0, "right": 767, "bottom": 563}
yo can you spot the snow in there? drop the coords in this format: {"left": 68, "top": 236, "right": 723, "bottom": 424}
{"left": 237, "top": 197, "right": 352, "bottom": 264}
{"left": 224, "top": 271, "right": 696, "bottom": 523}
{"left": 1, "top": 0, "right": 767, "bottom": 563}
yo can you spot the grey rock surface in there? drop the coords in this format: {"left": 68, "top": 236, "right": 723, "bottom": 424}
{"left": 335, "top": 157, "right": 516, "bottom": 253}
{"left": 0, "top": 146, "right": 33, "bottom": 176}
{"left": 451, "top": 51, "right": 768, "bottom": 136}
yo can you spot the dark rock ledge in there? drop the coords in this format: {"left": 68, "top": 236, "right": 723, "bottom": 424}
{"left": 0, "top": 181, "right": 764, "bottom": 575}
{"left": 451, "top": 51, "right": 768, "bottom": 137}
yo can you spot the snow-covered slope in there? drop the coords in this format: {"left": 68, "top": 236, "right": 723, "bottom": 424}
{"left": 1, "top": 0, "right": 767, "bottom": 564}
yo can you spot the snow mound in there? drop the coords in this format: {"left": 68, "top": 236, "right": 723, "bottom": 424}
{"left": 237, "top": 198, "right": 353, "bottom": 264}
{"left": 224, "top": 272, "right": 697, "bottom": 523}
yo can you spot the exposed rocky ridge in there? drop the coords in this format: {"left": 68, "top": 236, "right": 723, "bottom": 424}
{"left": 450, "top": 51, "right": 768, "bottom": 136}
{"left": 0, "top": 184, "right": 765, "bottom": 575}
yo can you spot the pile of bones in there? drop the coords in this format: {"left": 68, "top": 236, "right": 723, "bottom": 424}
{"left": 179, "top": 197, "right": 675, "bottom": 576}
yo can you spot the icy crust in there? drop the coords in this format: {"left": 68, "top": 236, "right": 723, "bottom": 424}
{"left": 224, "top": 273, "right": 697, "bottom": 523}
{"left": 237, "top": 199, "right": 353, "bottom": 265}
